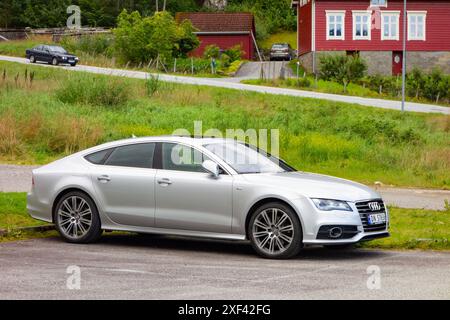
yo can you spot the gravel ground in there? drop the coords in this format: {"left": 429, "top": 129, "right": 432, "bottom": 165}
{"left": 0, "top": 236, "right": 449, "bottom": 299}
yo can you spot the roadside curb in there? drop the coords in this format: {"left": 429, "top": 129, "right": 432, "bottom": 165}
{"left": 0, "top": 224, "right": 55, "bottom": 237}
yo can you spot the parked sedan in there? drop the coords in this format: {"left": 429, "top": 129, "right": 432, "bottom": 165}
{"left": 269, "top": 43, "right": 295, "bottom": 61}
{"left": 26, "top": 45, "right": 79, "bottom": 66}
{"left": 27, "top": 136, "right": 389, "bottom": 259}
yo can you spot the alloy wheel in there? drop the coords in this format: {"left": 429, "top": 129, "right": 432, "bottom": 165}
{"left": 252, "top": 208, "right": 294, "bottom": 255}
{"left": 57, "top": 196, "right": 92, "bottom": 240}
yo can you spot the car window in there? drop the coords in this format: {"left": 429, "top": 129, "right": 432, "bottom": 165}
{"left": 84, "top": 149, "right": 112, "bottom": 165}
{"left": 104, "top": 143, "right": 156, "bottom": 169}
{"left": 161, "top": 143, "right": 210, "bottom": 173}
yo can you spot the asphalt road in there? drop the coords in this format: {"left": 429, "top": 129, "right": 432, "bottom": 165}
{"left": 0, "top": 235, "right": 449, "bottom": 299}
{"left": 1, "top": 55, "right": 449, "bottom": 114}
{"left": 1, "top": 164, "right": 448, "bottom": 210}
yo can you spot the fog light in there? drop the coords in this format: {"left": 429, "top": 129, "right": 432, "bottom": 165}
{"left": 329, "top": 227, "right": 343, "bottom": 239}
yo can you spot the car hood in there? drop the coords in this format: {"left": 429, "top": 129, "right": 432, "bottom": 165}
{"left": 242, "top": 171, "right": 380, "bottom": 202}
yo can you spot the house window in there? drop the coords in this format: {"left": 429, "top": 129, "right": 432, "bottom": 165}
{"left": 408, "top": 11, "right": 426, "bottom": 41}
{"left": 381, "top": 11, "right": 399, "bottom": 40}
{"left": 326, "top": 11, "right": 345, "bottom": 40}
{"left": 352, "top": 11, "right": 371, "bottom": 40}
{"left": 370, "top": 0, "right": 387, "bottom": 7}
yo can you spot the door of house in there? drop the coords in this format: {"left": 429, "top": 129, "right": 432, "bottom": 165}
{"left": 392, "top": 51, "right": 403, "bottom": 76}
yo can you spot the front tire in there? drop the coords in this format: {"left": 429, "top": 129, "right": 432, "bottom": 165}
{"left": 51, "top": 57, "right": 59, "bottom": 66}
{"left": 54, "top": 191, "right": 102, "bottom": 243}
{"left": 248, "top": 202, "right": 303, "bottom": 259}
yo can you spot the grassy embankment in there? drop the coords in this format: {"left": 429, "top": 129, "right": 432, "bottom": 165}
{"left": 1, "top": 60, "right": 449, "bottom": 189}
{"left": 1, "top": 192, "right": 448, "bottom": 249}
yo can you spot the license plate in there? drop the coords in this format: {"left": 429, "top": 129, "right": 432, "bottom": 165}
{"left": 368, "top": 213, "right": 386, "bottom": 225}
{"left": 68, "top": 60, "right": 75, "bottom": 63}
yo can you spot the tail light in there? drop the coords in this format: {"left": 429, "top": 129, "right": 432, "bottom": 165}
{"left": 31, "top": 175, "right": 35, "bottom": 188}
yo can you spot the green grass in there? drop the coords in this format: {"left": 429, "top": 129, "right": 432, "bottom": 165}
{"left": 0, "top": 60, "right": 449, "bottom": 189}
{"left": 0, "top": 192, "right": 448, "bottom": 249}
{"left": 242, "top": 77, "right": 450, "bottom": 108}
{"left": 360, "top": 207, "right": 450, "bottom": 250}
{"left": 259, "top": 31, "right": 297, "bottom": 50}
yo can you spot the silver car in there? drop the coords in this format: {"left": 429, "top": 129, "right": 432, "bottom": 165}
{"left": 27, "top": 136, "right": 389, "bottom": 259}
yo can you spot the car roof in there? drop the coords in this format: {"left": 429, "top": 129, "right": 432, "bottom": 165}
{"left": 79, "top": 136, "right": 236, "bottom": 155}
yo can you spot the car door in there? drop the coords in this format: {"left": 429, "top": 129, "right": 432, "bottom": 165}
{"left": 155, "top": 142, "right": 233, "bottom": 234}
{"left": 90, "top": 143, "right": 157, "bottom": 227}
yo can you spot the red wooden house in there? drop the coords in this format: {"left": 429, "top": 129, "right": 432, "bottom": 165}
{"left": 292, "top": 0, "right": 450, "bottom": 75}
{"left": 176, "top": 12, "right": 256, "bottom": 60}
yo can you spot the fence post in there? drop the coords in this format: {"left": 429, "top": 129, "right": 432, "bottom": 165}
{"left": 191, "top": 57, "right": 194, "bottom": 75}
{"left": 173, "top": 58, "right": 177, "bottom": 73}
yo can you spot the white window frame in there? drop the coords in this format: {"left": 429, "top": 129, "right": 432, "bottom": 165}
{"left": 352, "top": 10, "right": 371, "bottom": 40}
{"left": 326, "top": 10, "right": 346, "bottom": 40}
{"left": 408, "top": 11, "right": 426, "bottom": 41}
{"left": 380, "top": 11, "right": 400, "bottom": 40}
{"left": 370, "top": 0, "right": 387, "bottom": 7}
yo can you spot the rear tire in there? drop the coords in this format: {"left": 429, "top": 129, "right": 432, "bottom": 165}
{"left": 248, "top": 202, "right": 303, "bottom": 259}
{"left": 29, "top": 55, "right": 36, "bottom": 63}
{"left": 54, "top": 191, "right": 102, "bottom": 244}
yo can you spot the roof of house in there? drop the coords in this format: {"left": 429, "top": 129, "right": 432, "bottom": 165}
{"left": 175, "top": 12, "right": 254, "bottom": 33}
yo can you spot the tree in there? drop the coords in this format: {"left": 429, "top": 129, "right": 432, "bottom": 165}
{"left": 113, "top": 10, "right": 199, "bottom": 64}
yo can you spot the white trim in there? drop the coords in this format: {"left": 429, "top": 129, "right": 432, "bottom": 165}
{"left": 312, "top": 0, "right": 316, "bottom": 51}
{"left": 352, "top": 10, "right": 371, "bottom": 40}
{"left": 380, "top": 11, "right": 400, "bottom": 41}
{"left": 407, "top": 11, "right": 427, "bottom": 41}
{"left": 325, "top": 10, "right": 345, "bottom": 40}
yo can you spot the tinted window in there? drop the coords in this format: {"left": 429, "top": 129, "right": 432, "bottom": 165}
{"left": 162, "top": 143, "right": 210, "bottom": 173}
{"left": 104, "top": 143, "right": 155, "bottom": 169}
{"left": 85, "top": 149, "right": 112, "bottom": 164}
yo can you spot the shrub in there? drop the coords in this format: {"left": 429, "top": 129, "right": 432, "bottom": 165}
{"left": 114, "top": 10, "right": 199, "bottom": 64}
{"left": 406, "top": 68, "right": 426, "bottom": 99}
{"left": 56, "top": 73, "right": 130, "bottom": 107}
{"left": 60, "top": 34, "right": 114, "bottom": 57}
{"left": 224, "top": 45, "right": 244, "bottom": 62}
{"left": 203, "top": 45, "right": 220, "bottom": 59}
{"left": 320, "top": 54, "right": 367, "bottom": 90}
{"left": 145, "top": 74, "right": 160, "bottom": 97}
{"left": 423, "top": 69, "right": 449, "bottom": 103}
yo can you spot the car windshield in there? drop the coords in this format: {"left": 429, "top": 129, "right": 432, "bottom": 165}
{"left": 272, "top": 44, "right": 288, "bottom": 49}
{"left": 48, "top": 46, "right": 67, "bottom": 53}
{"left": 204, "top": 142, "right": 295, "bottom": 174}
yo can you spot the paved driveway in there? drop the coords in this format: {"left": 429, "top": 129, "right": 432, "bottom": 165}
{"left": 1, "top": 55, "right": 449, "bottom": 114}
{"left": 0, "top": 236, "right": 449, "bottom": 299}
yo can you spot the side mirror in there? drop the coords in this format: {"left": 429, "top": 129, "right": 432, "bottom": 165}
{"left": 202, "top": 160, "right": 220, "bottom": 178}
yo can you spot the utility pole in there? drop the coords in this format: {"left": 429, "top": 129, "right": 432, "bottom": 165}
{"left": 156, "top": 0, "right": 159, "bottom": 12}
{"left": 401, "top": 0, "right": 407, "bottom": 112}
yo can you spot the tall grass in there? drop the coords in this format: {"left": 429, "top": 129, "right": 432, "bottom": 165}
{"left": 0, "top": 61, "right": 449, "bottom": 188}
{"left": 56, "top": 73, "right": 131, "bottom": 107}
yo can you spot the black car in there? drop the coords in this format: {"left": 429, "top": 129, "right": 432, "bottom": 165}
{"left": 269, "top": 43, "right": 296, "bottom": 61}
{"left": 26, "top": 45, "right": 79, "bottom": 66}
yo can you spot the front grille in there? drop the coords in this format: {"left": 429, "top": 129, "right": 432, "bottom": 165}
{"left": 355, "top": 199, "right": 387, "bottom": 232}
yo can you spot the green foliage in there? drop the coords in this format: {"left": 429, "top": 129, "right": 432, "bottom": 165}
{"left": 203, "top": 45, "right": 220, "bottom": 59}
{"left": 56, "top": 72, "right": 130, "bottom": 107}
{"left": 0, "top": 0, "right": 201, "bottom": 28}
{"left": 320, "top": 54, "right": 367, "bottom": 89}
{"left": 145, "top": 74, "right": 160, "bottom": 97}
{"left": 423, "top": 69, "right": 449, "bottom": 103}
{"left": 60, "top": 34, "right": 114, "bottom": 57}
{"left": 224, "top": 45, "right": 244, "bottom": 62}
{"left": 113, "top": 10, "right": 199, "bottom": 64}
{"left": 227, "top": 0, "right": 296, "bottom": 39}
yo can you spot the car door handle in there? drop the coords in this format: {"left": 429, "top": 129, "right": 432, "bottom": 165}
{"left": 157, "top": 178, "right": 172, "bottom": 186}
{"left": 97, "top": 175, "right": 111, "bottom": 182}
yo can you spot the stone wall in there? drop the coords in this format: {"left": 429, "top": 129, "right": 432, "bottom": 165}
{"left": 298, "top": 50, "right": 450, "bottom": 75}
{"left": 407, "top": 51, "right": 450, "bottom": 74}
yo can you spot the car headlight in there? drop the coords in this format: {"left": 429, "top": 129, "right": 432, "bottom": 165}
{"left": 62, "top": 56, "right": 67, "bottom": 60}
{"left": 311, "top": 198, "right": 352, "bottom": 212}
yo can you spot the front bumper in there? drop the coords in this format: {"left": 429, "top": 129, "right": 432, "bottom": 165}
{"left": 290, "top": 198, "right": 390, "bottom": 246}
